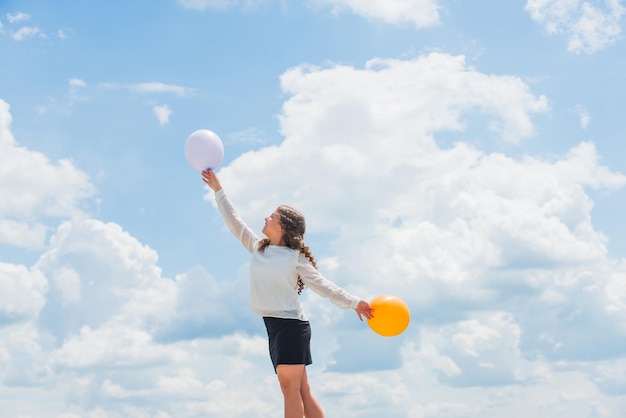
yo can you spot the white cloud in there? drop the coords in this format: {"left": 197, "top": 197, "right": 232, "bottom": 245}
{"left": 6, "top": 12, "right": 31, "bottom": 23}
{"left": 2, "top": 48, "right": 626, "bottom": 416}
{"left": 153, "top": 104, "right": 172, "bottom": 125}
{"left": 216, "top": 53, "right": 551, "bottom": 229}
{"left": 311, "top": 0, "right": 441, "bottom": 28}
{"left": 518, "top": 260, "right": 626, "bottom": 361}
{"left": 177, "top": 0, "right": 267, "bottom": 11}
{"left": 68, "top": 78, "right": 90, "bottom": 102}
{"left": 0, "top": 263, "right": 47, "bottom": 322}
{"left": 69, "top": 78, "right": 86, "bottom": 89}
{"left": 0, "top": 99, "right": 96, "bottom": 249}
{"left": 229, "top": 127, "right": 275, "bottom": 146}
{"left": 49, "top": 323, "right": 178, "bottom": 370}
{"left": 176, "top": 0, "right": 440, "bottom": 27}
{"left": 0, "top": 218, "right": 48, "bottom": 248}
{"left": 102, "top": 82, "right": 195, "bottom": 97}
{"left": 590, "top": 357, "right": 626, "bottom": 394}
{"left": 131, "top": 82, "right": 195, "bottom": 96}
{"left": 422, "top": 312, "right": 542, "bottom": 387}
{"left": 50, "top": 265, "right": 82, "bottom": 306}
{"left": 573, "top": 104, "right": 591, "bottom": 128}
{"left": 35, "top": 218, "right": 163, "bottom": 335}
{"left": 151, "top": 266, "right": 258, "bottom": 341}
{"left": 525, "top": 0, "right": 626, "bottom": 53}
{"left": 30, "top": 219, "right": 280, "bottom": 414}
{"left": 11, "top": 25, "right": 43, "bottom": 40}
{"left": 4, "top": 12, "right": 67, "bottom": 42}
{"left": 212, "top": 51, "right": 626, "bottom": 396}
{"left": 0, "top": 321, "right": 51, "bottom": 388}
{"left": 16, "top": 216, "right": 277, "bottom": 414}
{"left": 213, "top": 55, "right": 624, "bottom": 330}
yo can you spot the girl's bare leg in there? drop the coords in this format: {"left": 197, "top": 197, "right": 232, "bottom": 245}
{"left": 300, "top": 367, "right": 324, "bottom": 418}
{"left": 276, "top": 364, "right": 305, "bottom": 418}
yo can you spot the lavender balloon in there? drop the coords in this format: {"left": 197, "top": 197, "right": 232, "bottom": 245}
{"left": 184, "top": 129, "right": 224, "bottom": 171}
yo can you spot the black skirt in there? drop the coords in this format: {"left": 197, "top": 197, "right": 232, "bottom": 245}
{"left": 263, "top": 317, "right": 312, "bottom": 372}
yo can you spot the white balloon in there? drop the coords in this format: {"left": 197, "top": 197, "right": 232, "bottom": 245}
{"left": 184, "top": 129, "right": 224, "bottom": 171}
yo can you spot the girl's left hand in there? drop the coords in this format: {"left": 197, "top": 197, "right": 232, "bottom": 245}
{"left": 355, "top": 300, "right": 374, "bottom": 321}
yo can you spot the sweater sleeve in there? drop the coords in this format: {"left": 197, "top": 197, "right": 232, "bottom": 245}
{"left": 214, "top": 189, "right": 260, "bottom": 253}
{"left": 296, "top": 254, "right": 360, "bottom": 310}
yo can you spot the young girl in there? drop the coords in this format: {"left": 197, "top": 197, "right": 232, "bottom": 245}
{"left": 202, "top": 170, "right": 373, "bottom": 418}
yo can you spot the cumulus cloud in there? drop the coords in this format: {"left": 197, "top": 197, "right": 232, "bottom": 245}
{"left": 151, "top": 266, "right": 258, "bottom": 341}
{"left": 525, "top": 0, "right": 626, "bottom": 53}
{"left": 0, "top": 101, "right": 279, "bottom": 415}
{"left": 0, "top": 99, "right": 96, "bottom": 249}
{"left": 420, "top": 312, "right": 548, "bottom": 387}
{"left": 0, "top": 219, "right": 48, "bottom": 248}
{"left": 2, "top": 49, "right": 626, "bottom": 416}
{"left": 0, "top": 263, "right": 47, "bottom": 322}
{"left": 17, "top": 214, "right": 277, "bottom": 415}
{"left": 312, "top": 0, "right": 441, "bottom": 28}
{"left": 213, "top": 51, "right": 626, "bottom": 395}
{"left": 215, "top": 53, "right": 623, "bottom": 312}
{"left": 590, "top": 357, "right": 626, "bottom": 395}
{"left": 35, "top": 219, "right": 162, "bottom": 338}
{"left": 216, "top": 53, "right": 551, "bottom": 228}
{"left": 49, "top": 323, "right": 178, "bottom": 370}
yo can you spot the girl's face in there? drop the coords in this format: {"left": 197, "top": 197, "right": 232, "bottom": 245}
{"left": 262, "top": 209, "right": 284, "bottom": 244}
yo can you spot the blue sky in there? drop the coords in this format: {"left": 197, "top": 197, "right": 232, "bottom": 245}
{"left": 1, "top": 0, "right": 626, "bottom": 417}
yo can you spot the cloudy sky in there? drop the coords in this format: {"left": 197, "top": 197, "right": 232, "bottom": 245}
{"left": 1, "top": 0, "right": 626, "bottom": 417}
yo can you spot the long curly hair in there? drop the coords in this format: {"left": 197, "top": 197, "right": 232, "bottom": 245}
{"left": 258, "top": 205, "right": 317, "bottom": 294}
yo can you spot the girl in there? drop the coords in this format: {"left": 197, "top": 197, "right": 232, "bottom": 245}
{"left": 202, "top": 170, "right": 373, "bottom": 418}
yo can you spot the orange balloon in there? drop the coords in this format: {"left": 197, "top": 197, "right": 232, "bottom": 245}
{"left": 367, "top": 295, "right": 410, "bottom": 337}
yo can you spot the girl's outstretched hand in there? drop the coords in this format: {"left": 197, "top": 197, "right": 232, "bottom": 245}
{"left": 202, "top": 170, "right": 222, "bottom": 192}
{"left": 356, "top": 300, "right": 374, "bottom": 321}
